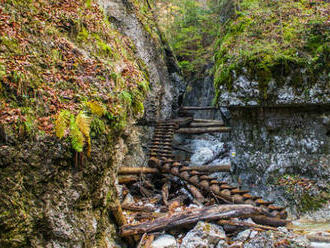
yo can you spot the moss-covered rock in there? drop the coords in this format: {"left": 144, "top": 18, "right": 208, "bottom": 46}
{"left": 214, "top": 0, "right": 329, "bottom": 106}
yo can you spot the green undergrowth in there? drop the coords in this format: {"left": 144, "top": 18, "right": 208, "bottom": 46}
{"left": 214, "top": 0, "right": 329, "bottom": 102}
{"left": 155, "top": 0, "right": 220, "bottom": 78}
{"left": 0, "top": 0, "right": 149, "bottom": 155}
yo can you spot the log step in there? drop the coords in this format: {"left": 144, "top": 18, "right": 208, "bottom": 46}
{"left": 255, "top": 199, "right": 274, "bottom": 206}
{"left": 177, "top": 127, "right": 231, "bottom": 134}
{"left": 231, "top": 189, "right": 250, "bottom": 194}
{"left": 189, "top": 122, "right": 224, "bottom": 128}
{"left": 182, "top": 106, "right": 217, "bottom": 111}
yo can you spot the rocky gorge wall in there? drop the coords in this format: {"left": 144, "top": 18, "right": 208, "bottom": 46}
{"left": 0, "top": 0, "right": 183, "bottom": 247}
{"left": 229, "top": 105, "right": 330, "bottom": 215}
{"left": 98, "top": 0, "right": 185, "bottom": 122}
{"left": 213, "top": 0, "right": 330, "bottom": 215}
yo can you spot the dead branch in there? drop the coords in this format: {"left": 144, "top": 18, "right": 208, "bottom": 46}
{"left": 217, "top": 219, "right": 278, "bottom": 231}
{"left": 120, "top": 204, "right": 264, "bottom": 236}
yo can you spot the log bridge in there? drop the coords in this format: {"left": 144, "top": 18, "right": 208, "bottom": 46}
{"left": 118, "top": 106, "right": 289, "bottom": 237}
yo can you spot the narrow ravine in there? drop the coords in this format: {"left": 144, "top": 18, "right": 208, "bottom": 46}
{"left": 0, "top": 0, "right": 328, "bottom": 247}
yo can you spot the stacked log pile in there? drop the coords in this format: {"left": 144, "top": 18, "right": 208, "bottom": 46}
{"left": 116, "top": 113, "right": 290, "bottom": 245}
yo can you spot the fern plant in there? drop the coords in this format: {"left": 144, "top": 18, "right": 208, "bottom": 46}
{"left": 55, "top": 110, "right": 71, "bottom": 138}
{"left": 75, "top": 111, "right": 91, "bottom": 156}
{"left": 55, "top": 110, "right": 91, "bottom": 156}
{"left": 86, "top": 101, "right": 106, "bottom": 117}
{"left": 69, "top": 114, "right": 85, "bottom": 153}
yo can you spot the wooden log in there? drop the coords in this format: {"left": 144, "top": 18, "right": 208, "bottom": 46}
{"left": 162, "top": 182, "right": 171, "bottom": 205}
{"left": 190, "top": 122, "right": 224, "bottom": 128}
{"left": 171, "top": 117, "right": 193, "bottom": 127}
{"left": 120, "top": 204, "right": 265, "bottom": 236}
{"left": 193, "top": 119, "right": 224, "bottom": 123}
{"left": 182, "top": 106, "right": 217, "bottom": 111}
{"left": 122, "top": 203, "right": 156, "bottom": 212}
{"left": 180, "top": 164, "right": 231, "bottom": 173}
{"left": 177, "top": 127, "right": 231, "bottom": 134}
{"left": 118, "top": 175, "right": 139, "bottom": 184}
{"left": 217, "top": 219, "right": 278, "bottom": 231}
{"left": 252, "top": 215, "right": 290, "bottom": 227}
{"left": 118, "top": 167, "right": 159, "bottom": 175}
{"left": 172, "top": 145, "right": 193, "bottom": 154}
{"left": 186, "top": 184, "right": 205, "bottom": 203}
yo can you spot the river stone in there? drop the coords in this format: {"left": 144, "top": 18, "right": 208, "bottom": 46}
{"left": 233, "top": 229, "right": 258, "bottom": 241}
{"left": 242, "top": 231, "right": 311, "bottom": 248}
{"left": 180, "top": 221, "right": 226, "bottom": 248}
{"left": 190, "top": 147, "right": 215, "bottom": 165}
{"left": 151, "top": 234, "right": 177, "bottom": 248}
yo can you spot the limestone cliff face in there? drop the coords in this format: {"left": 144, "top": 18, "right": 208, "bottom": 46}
{"left": 0, "top": 0, "right": 183, "bottom": 247}
{"left": 98, "top": 0, "right": 185, "bottom": 122}
{"left": 213, "top": 0, "right": 330, "bottom": 214}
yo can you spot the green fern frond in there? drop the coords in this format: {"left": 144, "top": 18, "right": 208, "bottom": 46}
{"left": 86, "top": 101, "right": 106, "bottom": 117}
{"left": 76, "top": 111, "right": 91, "bottom": 156}
{"left": 55, "top": 110, "right": 71, "bottom": 138}
{"left": 69, "top": 115, "right": 85, "bottom": 153}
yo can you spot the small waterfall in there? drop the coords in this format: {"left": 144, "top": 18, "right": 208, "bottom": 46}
{"left": 174, "top": 69, "right": 235, "bottom": 183}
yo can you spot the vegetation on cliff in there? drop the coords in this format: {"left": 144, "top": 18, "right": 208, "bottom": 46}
{"left": 0, "top": 0, "right": 149, "bottom": 155}
{"left": 155, "top": 0, "right": 219, "bottom": 78}
{"left": 214, "top": 0, "right": 329, "bottom": 101}
{"left": 0, "top": 1, "right": 153, "bottom": 246}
